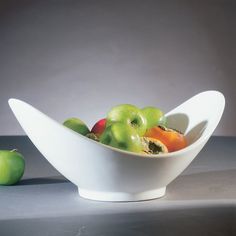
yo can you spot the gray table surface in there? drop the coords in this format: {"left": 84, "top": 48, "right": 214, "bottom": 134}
{"left": 0, "top": 136, "right": 236, "bottom": 235}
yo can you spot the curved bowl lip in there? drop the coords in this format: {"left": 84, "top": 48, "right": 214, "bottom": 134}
{"left": 86, "top": 123, "right": 215, "bottom": 159}
{"left": 8, "top": 90, "right": 225, "bottom": 160}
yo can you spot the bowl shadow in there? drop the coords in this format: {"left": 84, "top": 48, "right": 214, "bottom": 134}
{"left": 166, "top": 113, "right": 189, "bottom": 134}
{"left": 185, "top": 120, "right": 208, "bottom": 145}
{"left": 18, "top": 177, "right": 68, "bottom": 186}
{"left": 166, "top": 113, "right": 208, "bottom": 145}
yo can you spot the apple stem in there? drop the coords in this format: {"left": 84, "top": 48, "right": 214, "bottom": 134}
{"left": 10, "top": 149, "right": 18, "bottom": 152}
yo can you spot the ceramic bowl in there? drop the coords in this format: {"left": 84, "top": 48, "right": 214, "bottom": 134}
{"left": 9, "top": 91, "right": 225, "bottom": 201}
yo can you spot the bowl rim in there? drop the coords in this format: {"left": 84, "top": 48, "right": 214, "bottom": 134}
{"left": 59, "top": 90, "right": 225, "bottom": 159}
{"left": 8, "top": 90, "right": 225, "bottom": 160}
{"left": 83, "top": 125, "right": 213, "bottom": 159}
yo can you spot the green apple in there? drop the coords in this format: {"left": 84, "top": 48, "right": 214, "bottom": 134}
{"left": 158, "top": 115, "right": 167, "bottom": 126}
{"left": 141, "top": 106, "right": 166, "bottom": 129}
{"left": 63, "top": 117, "right": 90, "bottom": 136}
{"left": 100, "top": 123, "right": 142, "bottom": 153}
{"left": 106, "top": 104, "right": 147, "bottom": 136}
{"left": 0, "top": 150, "right": 25, "bottom": 185}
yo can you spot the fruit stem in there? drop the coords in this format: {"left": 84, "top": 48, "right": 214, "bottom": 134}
{"left": 10, "top": 149, "right": 18, "bottom": 152}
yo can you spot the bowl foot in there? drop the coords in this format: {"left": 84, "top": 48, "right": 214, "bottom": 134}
{"left": 78, "top": 187, "right": 166, "bottom": 202}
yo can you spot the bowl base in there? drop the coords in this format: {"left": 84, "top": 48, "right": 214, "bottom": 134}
{"left": 78, "top": 187, "right": 166, "bottom": 202}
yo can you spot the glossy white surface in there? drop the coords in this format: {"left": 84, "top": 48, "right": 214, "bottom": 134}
{"left": 8, "top": 91, "right": 225, "bottom": 201}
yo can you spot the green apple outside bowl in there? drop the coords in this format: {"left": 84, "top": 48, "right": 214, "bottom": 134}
{"left": 0, "top": 150, "right": 25, "bottom": 185}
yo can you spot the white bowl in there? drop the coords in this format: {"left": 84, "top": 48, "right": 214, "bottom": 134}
{"left": 9, "top": 91, "right": 225, "bottom": 202}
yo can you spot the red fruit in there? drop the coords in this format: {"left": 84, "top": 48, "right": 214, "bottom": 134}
{"left": 91, "top": 118, "right": 106, "bottom": 136}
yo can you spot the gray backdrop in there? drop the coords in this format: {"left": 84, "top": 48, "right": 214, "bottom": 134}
{"left": 0, "top": 0, "right": 235, "bottom": 135}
